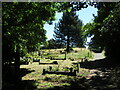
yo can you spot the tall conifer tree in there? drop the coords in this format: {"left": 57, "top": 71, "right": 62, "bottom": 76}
{"left": 54, "top": 10, "right": 84, "bottom": 53}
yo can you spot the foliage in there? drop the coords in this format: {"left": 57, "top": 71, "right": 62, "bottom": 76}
{"left": 82, "top": 22, "right": 95, "bottom": 37}
{"left": 100, "top": 3, "right": 120, "bottom": 59}
{"left": 2, "top": 2, "right": 99, "bottom": 66}
{"left": 91, "top": 2, "right": 118, "bottom": 49}
{"left": 3, "top": 2, "right": 106, "bottom": 87}
{"left": 2, "top": 2, "right": 64, "bottom": 84}
{"left": 2, "top": 1, "right": 101, "bottom": 65}
{"left": 54, "top": 10, "right": 84, "bottom": 53}
{"left": 20, "top": 57, "right": 30, "bottom": 65}
{"left": 47, "top": 39, "right": 59, "bottom": 49}
{"left": 2, "top": 2, "right": 59, "bottom": 65}
{"left": 82, "top": 2, "right": 120, "bottom": 60}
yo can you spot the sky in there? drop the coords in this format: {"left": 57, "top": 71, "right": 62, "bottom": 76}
{"left": 44, "top": 6, "right": 98, "bottom": 43}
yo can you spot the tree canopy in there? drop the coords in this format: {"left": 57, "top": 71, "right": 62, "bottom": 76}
{"left": 3, "top": 2, "right": 98, "bottom": 63}
{"left": 2, "top": 2, "right": 61, "bottom": 83}
{"left": 82, "top": 2, "right": 120, "bottom": 60}
{"left": 3, "top": 2, "right": 58, "bottom": 64}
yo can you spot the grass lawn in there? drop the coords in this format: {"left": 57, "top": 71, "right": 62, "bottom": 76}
{"left": 20, "top": 48, "right": 94, "bottom": 89}
{"left": 20, "top": 48, "right": 96, "bottom": 90}
{"left": 20, "top": 62, "right": 91, "bottom": 89}
{"left": 4, "top": 48, "right": 120, "bottom": 90}
{"left": 42, "top": 48, "right": 94, "bottom": 60}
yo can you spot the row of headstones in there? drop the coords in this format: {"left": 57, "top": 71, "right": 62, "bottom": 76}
{"left": 36, "top": 50, "right": 65, "bottom": 56}
{"left": 42, "top": 66, "right": 77, "bottom": 76}
{"left": 42, "top": 63, "right": 81, "bottom": 76}
{"left": 20, "top": 55, "right": 88, "bottom": 65}
{"left": 27, "top": 49, "right": 91, "bottom": 60}
{"left": 21, "top": 56, "right": 59, "bottom": 65}
{"left": 34, "top": 50, "right": 85, "bottom": 60}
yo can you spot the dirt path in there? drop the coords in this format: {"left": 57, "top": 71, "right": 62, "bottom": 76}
{"left": 81, "top": 53, "right": 119, "bottom": 89}
{"left": 83, "top": 52, "right": 104, "bottom": 79}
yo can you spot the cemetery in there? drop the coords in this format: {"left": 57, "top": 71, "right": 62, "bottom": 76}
{"left": 17, "top": 48, "right": 120, "bottom": 90}
{"left": 3, "top": 2, "right": 120, "bottom": 90}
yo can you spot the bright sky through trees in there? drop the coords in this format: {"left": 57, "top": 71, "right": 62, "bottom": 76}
{"left": 44, "top": 6, "right": 98, "bottom": 41}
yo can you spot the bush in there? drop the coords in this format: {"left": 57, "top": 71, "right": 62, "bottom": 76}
{"left": 20, "top": 57, "right": 29, "bottom": 65}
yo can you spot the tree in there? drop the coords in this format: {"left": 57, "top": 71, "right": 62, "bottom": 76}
{"left": 2, "top": 2, "right": 58, "bottom": 84}
{"left": 54, "top": 10, "right": 84, "bottom": 53}
{"left": 91, "top": 2, "right": 117, "bottom": 48}
{"left": 47, "top": 39, "right": 56, "bottom": 49}
{"left": 82, "top": 2, "right": 120, "bottom": 60}
{"left": 2, "top": 2, "right": 100, "bottom": 87}
{"left": 99, "top": 3, "right": 120, "bottom": 60}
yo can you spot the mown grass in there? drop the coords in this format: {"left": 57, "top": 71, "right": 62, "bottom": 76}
{"left": 21, "top": 62, "right": 91, "bottom": 89}
{"left": 23, "top": 48, "right": 94, "bottom": 62}
{"left": 22, "top": 70, "right": 90, "bottom": 90}
{"left": 57, "top": 48, "right": 94, "bottom": 60}
{"left": 20, "top": 48, "right": 94, "bottom": 89}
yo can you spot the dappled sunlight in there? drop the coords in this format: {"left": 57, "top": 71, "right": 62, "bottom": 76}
{"left": 3, "top": 2, "right": 120, "bottom": 90}
{"left": 18, "top": 48, "right": 120, "bottom": 90}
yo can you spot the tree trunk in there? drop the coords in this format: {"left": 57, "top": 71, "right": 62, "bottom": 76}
{"left": 14, "top": 45, "right": 21, "bottom": 85}
{"left": 64, "top": 51, "right": 67, "bottom": 60}
{"left": 66, "top": 29, "right": 70, "bottom": 53}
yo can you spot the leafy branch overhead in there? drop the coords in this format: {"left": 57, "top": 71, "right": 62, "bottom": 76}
{"left": 82, "top": 2, "right": 120, "bottom": 59}
{"left": 3, "top": 2, "right": 57, "bottom": 54}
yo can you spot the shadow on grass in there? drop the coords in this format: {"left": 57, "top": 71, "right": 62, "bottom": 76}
{"left": 42, "top": 75, "right": 118, "bottom": 90}
{"left": 43, "top": 77, "right": 88, "bottom": 90}
{"left": 3, "top": 58, "right": 120, "bottom": 90}
{"left": 19, "top": 80, "right": 38, "bottom": 90}
{"left": 2, "top": 80, "right": 38, "bottom": 90}
{"left": 43, "top": 73, "right": 119, "bottom": 90}
{"left": 20, "top": 68, "right": 35, "bottom": 77}
{"left": 39, "top": 61, "right": 58, "bottom": 65}
{"left": 2, "top": 68, "right": 36, "bottom": 90}
{"left": 80, "top": 58, "right": 119, "bottom": 71}
{"left": 40, "top": 58, "right": 120, "bottom": 90}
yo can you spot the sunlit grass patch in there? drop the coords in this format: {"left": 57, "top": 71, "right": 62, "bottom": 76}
{"left": 20, "top": 48, "right": 95, "bottom": 89}
{"left": 37, "top": 82, "right": 54, "bottom": 89}
{"left": 34, "top": 74, "right": 72, "bottom": 89}
{"left": 77, "top": 68, "right": 91, "bottom": 77}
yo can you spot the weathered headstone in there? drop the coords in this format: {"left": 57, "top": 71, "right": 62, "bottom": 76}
{"left": 49, "top": 66, "right": 52, "bottom": 71}
{"left": 42, "top": 69, "right": 46, "bottom": 75}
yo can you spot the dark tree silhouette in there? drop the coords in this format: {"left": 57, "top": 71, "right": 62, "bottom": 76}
{"left": 82, "top": 2, "right": 120, "bottom": 61}
{"left": 54, "top": 10, "right": 84, "bottom": 53}
{"left": 2, "top": 2, "right": 58, "bottom": 85}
